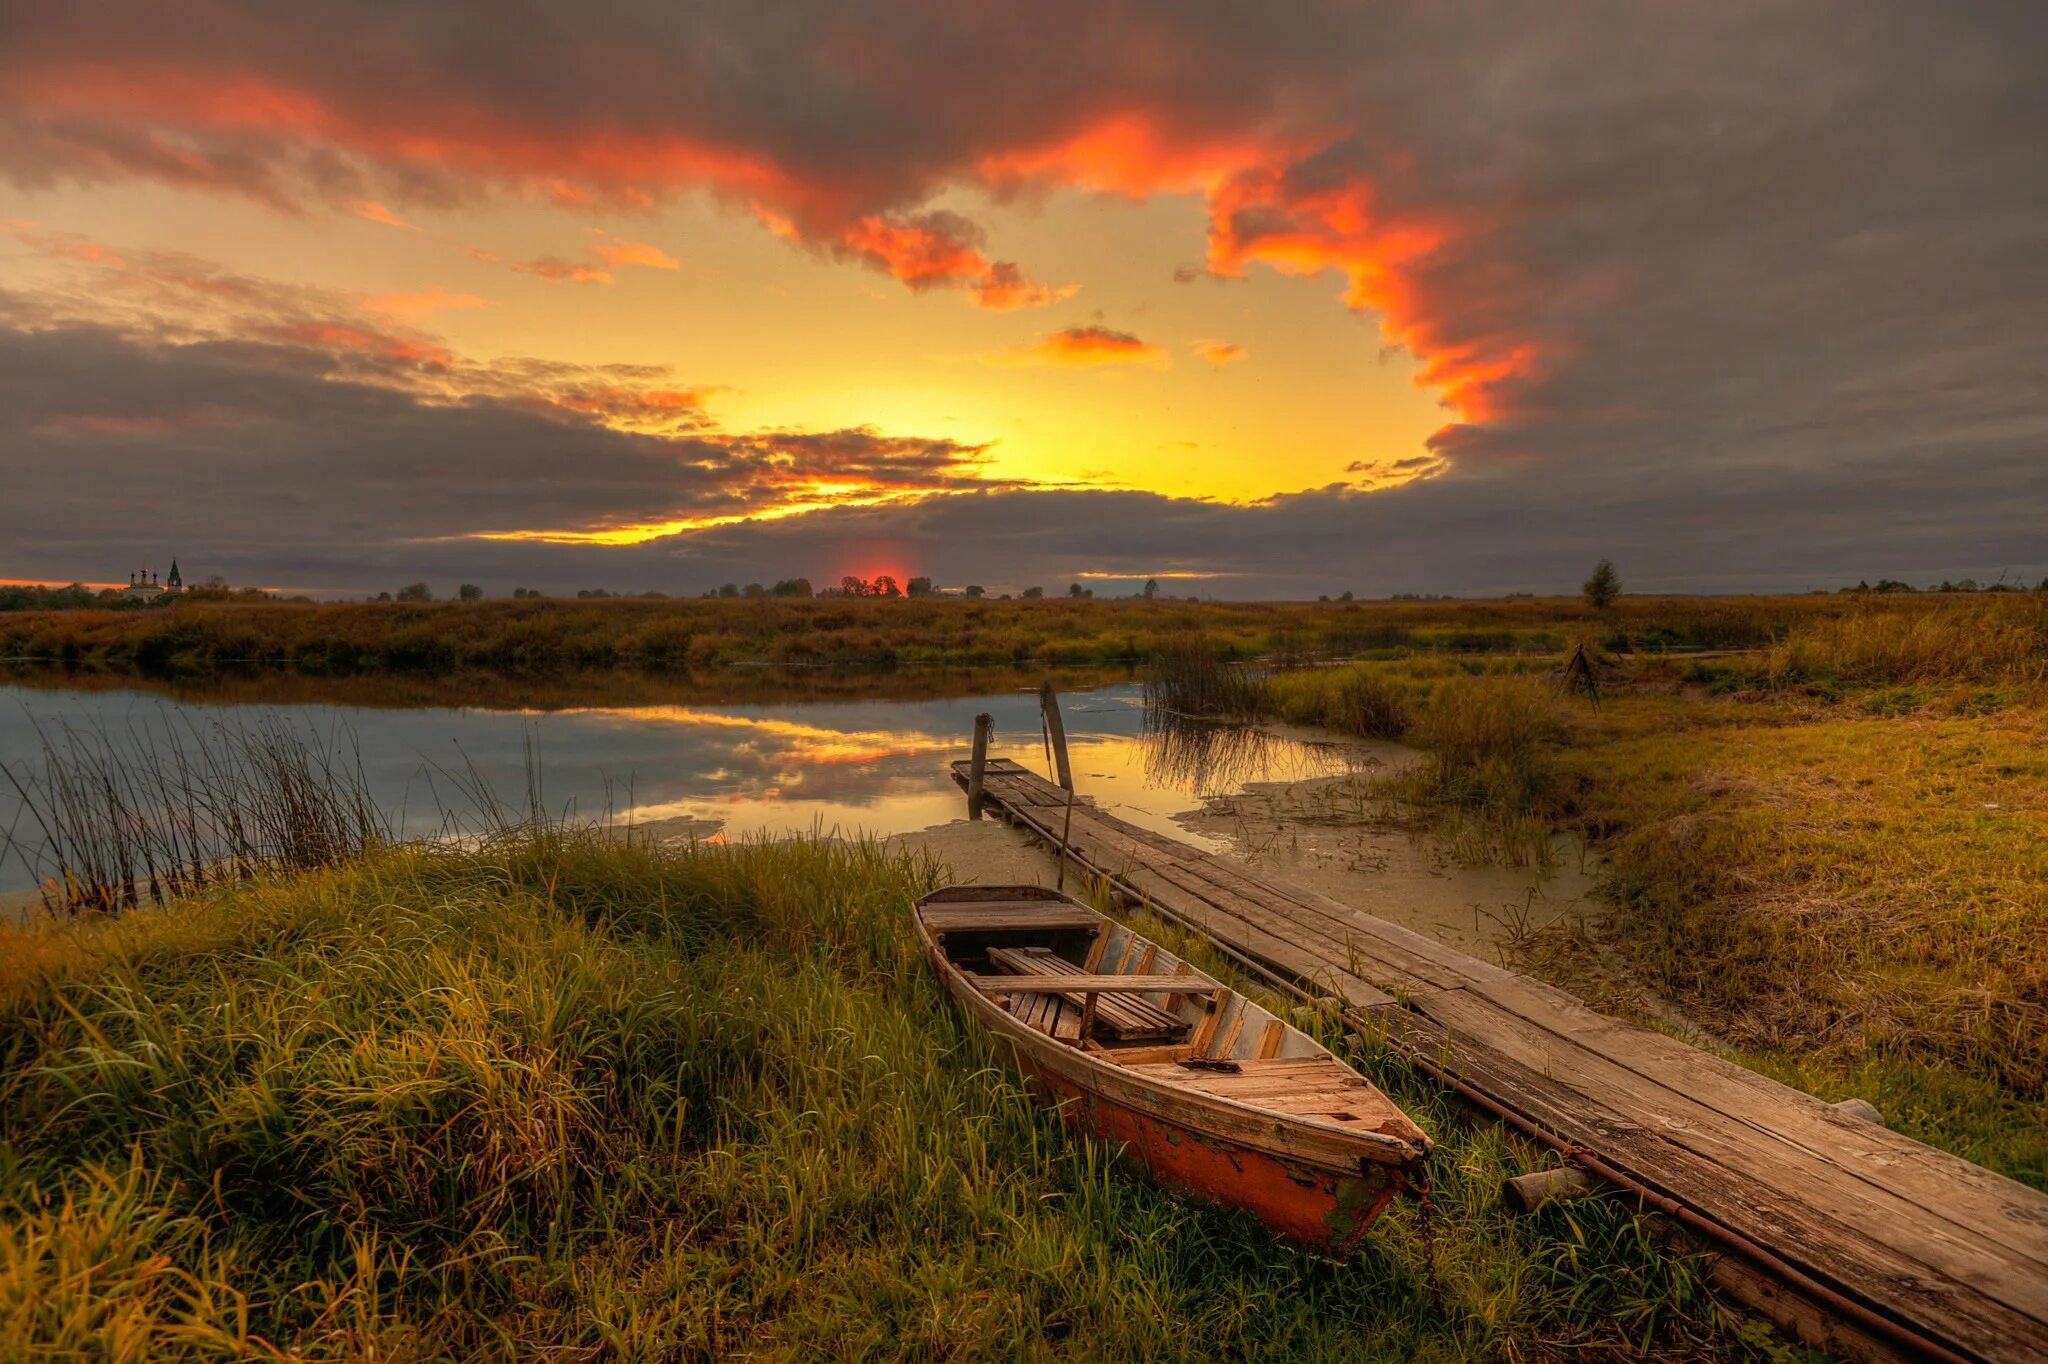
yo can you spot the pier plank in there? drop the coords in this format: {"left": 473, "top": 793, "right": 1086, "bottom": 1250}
{"left": 951, "top": 756, "right": 2048, "bottom": 1363}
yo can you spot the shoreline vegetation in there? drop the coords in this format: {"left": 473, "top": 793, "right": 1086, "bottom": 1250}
{"left": 1148, "top": 593, "right": 2048, "bottom": 1190}
{"left": 0, "top": 827, "right": 1741, "bottom": 1359}
{"left": 1, "top": 590, "right": 2041, "bottom": 1355}
{"left": 0, "top": 591, "right": 1992, "bottom": 681}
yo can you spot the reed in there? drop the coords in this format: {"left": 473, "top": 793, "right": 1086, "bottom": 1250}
{"left": 1261, "top": 665, "right": 1411, "bottom": 739}
{"left": 0, "top": 828, "right": 1740, "bottom": 1360}
{"left": 1, "top": 713, "right": 388, "bottom": 916}
{"left": 1141, "top": 634, "right": 1268, "bottom": 720}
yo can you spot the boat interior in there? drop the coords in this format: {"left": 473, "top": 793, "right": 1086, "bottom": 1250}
{"left": 920, "top": 888, "right": 1415, "bottom": 1138}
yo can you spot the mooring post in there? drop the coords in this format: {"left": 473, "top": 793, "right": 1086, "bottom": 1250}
{"left": 967, "top": 712, "right": 992, "bottom": 819}
{"left": 1040, "top": 682, "right": 1074, "bottom": 791}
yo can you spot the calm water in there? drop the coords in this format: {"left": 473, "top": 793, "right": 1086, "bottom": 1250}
{"left": 0, "top": 682, "right": 1367, "bottom": 893}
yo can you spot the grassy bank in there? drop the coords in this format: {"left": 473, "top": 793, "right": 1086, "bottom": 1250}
{"left": 0, "top": 591, "right": 1971, "bottom": 682}
{"left": 0, "top": 830, "right": 1750, "bottom": 1360}
{"left": 1240, "top": 596, "right": 2048, "bottom": 1187}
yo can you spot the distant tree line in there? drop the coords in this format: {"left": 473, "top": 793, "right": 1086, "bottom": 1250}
{"left": 0, "top": 581, "right": 292, "bottom": 611}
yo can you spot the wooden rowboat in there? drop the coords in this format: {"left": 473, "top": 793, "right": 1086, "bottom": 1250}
{"left": 914, "top": 883, "right": 1431, "bottom": 1250}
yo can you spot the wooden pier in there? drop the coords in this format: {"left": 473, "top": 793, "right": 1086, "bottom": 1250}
{"left": 953, "top": 756, "right": 2048, "bottom": 1364}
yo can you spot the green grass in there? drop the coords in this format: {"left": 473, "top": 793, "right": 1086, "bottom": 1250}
{"left": 1, "top": 591, "right": 2006, "bottom": 683}
{"left": 1253, "top": 599, "right": 2048, "bottom": 1190}
{"left": 0, "top": 830, "right": 1753, "bottom": 1360}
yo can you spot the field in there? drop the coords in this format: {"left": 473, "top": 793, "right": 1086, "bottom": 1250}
{"left": 1246, "top": 594, "right": 2048, "bottom": 1188}
{"left": 0, "top": 830, "right": 1744, "bottom": 1360}
{"left": 0, "top": 590, "right": 1934, "bottom": 679}
{"left": 3, "top": 589, "right": 2042, "bottom": 1355}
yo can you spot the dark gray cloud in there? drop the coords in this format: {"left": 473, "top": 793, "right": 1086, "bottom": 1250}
{"left": 0, "top": 3, "right": 2044, "bottom": 592}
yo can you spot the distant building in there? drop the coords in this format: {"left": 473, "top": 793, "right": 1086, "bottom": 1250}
{"left": 120, "top": 558, "right": 184, "bottom": 600}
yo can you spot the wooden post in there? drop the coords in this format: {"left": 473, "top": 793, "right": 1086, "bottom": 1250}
{"left": 967, "top": 713, "right": 992, "bottom": 819}
{"left": 1039, "top": 682, "right": 1073, "bottom": 791}
{"left": 1055, "top": 784, "right": 1077, "bottom": 891}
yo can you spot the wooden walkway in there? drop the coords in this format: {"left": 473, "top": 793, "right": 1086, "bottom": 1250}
{"left": 955, "top": 757, "right": 2048, "bottom": 1364}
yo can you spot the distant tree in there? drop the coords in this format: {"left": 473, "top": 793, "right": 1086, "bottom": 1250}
{"left": 716, "top": 583, "right": 740, "bottom": 599}
{"left": 741, "top": 582, "right": 766, "bottom": 598}
{"left": 1338, "top": 590, "right": 1354, "bottom": 602}
{"left": 1582, "top": 559, "right": 1621, "bottom": 610}
{"left": 2039, "top": 576, "right": 2048, "bottom": 592}
{"left": 397, "top": 582, "right": 432, "bottom": 602}
{"left": 771, "top": 577, "right": 813, "bottom": 597}
{"left": 964, "top": 584, "right": 985, "bottom": 598}
{"left": 374, "top": 591, "right": 393, "bottom": 602}
{"left": 1142, "top": 578, "right": 1159, "bottom": 599}
{"left": 874, "top": 574, "right": 901, "bottom": 598}
{"left": 458, "top": 583, "right": 483, "bottom": 601}
{"left": 577, "top": 588, "right": 614, "bottom": 599}
{"left": 840, "top": 575, "right": 866, "bottom": 597}
{"left": 1022, "top": 585, "right": 1044, "bottom": 599}
{"left": 906, "top": 576, "right": 934, "bottom": 597}
{"left": 1068, "top": 583, "right": 1084, "bottom": 598}
{"left": 1873, "top": 579, "right": 1915, "bottom": 594}
{"left": 1318, "top": 594, "right": 1330, "bottom": 603}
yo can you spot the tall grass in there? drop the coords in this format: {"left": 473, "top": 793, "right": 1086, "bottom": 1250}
{"left": 0, "top": 828, "right": 1741, "bottom": 1360}
{"left": 1369, "top": 677, "right": 1561, "bottom": 869}
{"left": 1, "top": 713, "right": 387, "bottom": 915}
{"left": 1262, "top": 665, "right": 1411, "bottom": 739}
{"left": 5, "top": 591, "right": 2005, "bottom": 683}
{"left": 1765, "top": 596, "right": 2047, "bottom": 691}
{"left": 1142, "top": 635, "right": 1268, "bottom": 720}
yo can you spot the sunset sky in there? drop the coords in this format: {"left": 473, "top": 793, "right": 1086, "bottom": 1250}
{"left": 2, "top": 2, "right": 2042, "bottom": 597}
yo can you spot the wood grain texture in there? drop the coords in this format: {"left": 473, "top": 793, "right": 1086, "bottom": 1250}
{"left": 950, "top": 757, "right": 2048, "bottom": 1364}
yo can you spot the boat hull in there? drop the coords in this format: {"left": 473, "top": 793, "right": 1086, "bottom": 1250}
{"left": 1012, "top": 1048, "right": 1406, "bottom": 1248}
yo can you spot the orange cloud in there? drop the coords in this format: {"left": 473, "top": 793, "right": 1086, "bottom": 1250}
{"left": 990, "top": 326, "right": 1170, "bottom": 370}
{"left": 350, "top": 199, "right": 417, "bottom": 230}
{"left": 979, "top": 111, "right": 1542, "bottom": 422}
{"left": 514, "top": 256, "right": 614, "bottom": 285}
{"left": 837, "top": 213, "right": 985, "bottom": 288}
{"left": 972, "top": 261, "right": 1077, "bottom": 311}
{"left": 259, "top": 320, "right": 453, "bottom": 366}
{"left": 588, "top": 230, "right": 680, "bottom": 271}
{"left": 0, "top": 61, "right": 1538, "bottom": 427}
{"left": 1193, "top": 339, "right": 1246, "bottom": 366}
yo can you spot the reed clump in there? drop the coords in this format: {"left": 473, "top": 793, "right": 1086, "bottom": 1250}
{"left": 1142, "top": 635, "right": 1267, "bottom": 720}
{"left": 0, "top": 828, "right": 1738, "bottom": 1360}
{"left": 1372, "top": 676, "right": 1561, "bottom": 868}
{"left": 1, "top": 713, "right": 387, "bottom": 915}
{"left": 1262, "top": 665, "right": 1411, "bottom": 739}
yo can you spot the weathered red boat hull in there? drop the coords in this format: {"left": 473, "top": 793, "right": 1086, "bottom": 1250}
{"left": 1013, "top": 1050, "right": 1404, "bottom": 1249}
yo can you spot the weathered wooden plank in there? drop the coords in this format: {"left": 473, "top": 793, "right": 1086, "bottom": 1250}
{"left": 1149, "top": 857, "right": 1494, "bottom": 994}
{"left": 1465, "top": 976, "right": 2048, "bottom": 1276}
{"left": 1115, "top": 863, "right": 1394, "bottom": 1008}
{"left": 919, "top": 903, "right": 1103, "bottom": 933}
{"left": 973, "top": 973, "right": 1221, "bottom": 995}
{"left": 1377, "top": 1006, "right": 2048, "bottom": 1363}
{"left": 953, "top": 742, "right": 2048, "bottom": 1362}
{"left": 1407, "top": 987, "right": 2048, "bottom": 1349}
{"left": 987, "top": 946, "right": 1182, "bottom": 1034}
{"left": 1173, "top": 856, "right": 1512, "bottom": 989}
{"left": 1449, "top": 978, "right": 2048, "bottom": 1286}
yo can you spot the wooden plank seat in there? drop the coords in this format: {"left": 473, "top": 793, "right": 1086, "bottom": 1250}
{"left": 1122, "top": 1057, "right": 1414, "bottom": 1136}
{"left": 920, "top": 902, "right": 1105, "bottom": 936}
{"left": 984, "top": 946, "right": 1193, "bottom": 1042}
{"left": 971, "top": 974, "right": 1222, "bottom": 995}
